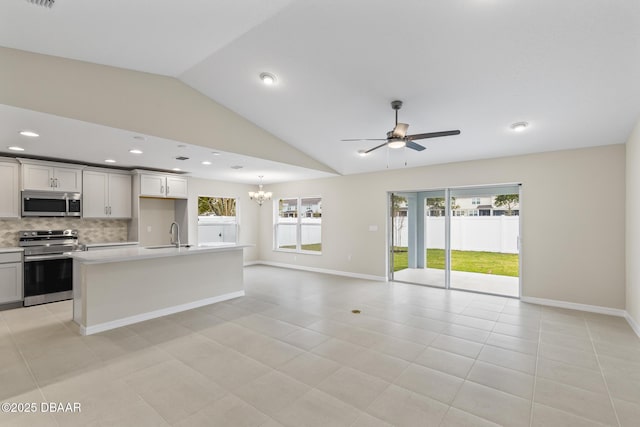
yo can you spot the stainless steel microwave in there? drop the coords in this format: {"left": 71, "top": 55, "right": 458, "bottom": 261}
{"left": 21, "top": 191, "right": 82, "bottom": 217}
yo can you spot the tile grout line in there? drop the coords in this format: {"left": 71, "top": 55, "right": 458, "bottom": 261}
{"left": 528, "top": 311, "right": 543, "bottom": 427}
{"left": 584, "top": 318, "right": 622, "bottom": 427}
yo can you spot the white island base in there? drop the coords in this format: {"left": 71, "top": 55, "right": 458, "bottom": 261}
{"left": 72, "top": 245, "right": 247, "bottom": 335}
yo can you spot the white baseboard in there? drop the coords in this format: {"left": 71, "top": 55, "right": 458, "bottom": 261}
{"left": 625, "top": 312, "right": 640, "bottom": 338}
{"left": 250, "top": 261, "right": 387, "bottom": 282}
{"left": 79, "top": 290, "right": 245, "bottom": 336}
{"left": 243, "top": 261, "right": 261, "bottom": 266}
{"left": 521, "top": 296, "right": 626, "bottom": 317}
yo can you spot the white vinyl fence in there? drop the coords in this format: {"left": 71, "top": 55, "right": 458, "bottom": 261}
{"left": 393, "top": 216, "right": 519, "bottom": 254}
{"left": 276, "top": 218, "right": 322, "bottom": 247}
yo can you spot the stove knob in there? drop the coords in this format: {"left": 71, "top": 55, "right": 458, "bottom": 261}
{"left": 31, "top": 232, "right": 37, "bottom": 236}
{"left": 23, "top": 232, "right": 28, "bottom": 237}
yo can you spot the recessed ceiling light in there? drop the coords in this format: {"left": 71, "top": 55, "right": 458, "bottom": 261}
{"left": 172, "top": 168, "right": 181, "bottom": 171}
{"left": 202, "top": 161, "right": 212, "bottom": 165}
{"left": 129, "top": 149, "right": 143, "bottom": 154}
{"left": 230, "top": 165, "right": 244, "bottom": 169}
{"left": 357, "top": 150, "right": 368, "bottom": 157}
{"left": 19, "top": 130, "right": 39, "bottom": 138}
{"left": 8, "top": 146, "right": 25, "bottom": 151}
{"left": 259, "top": 72, "right": 277, "bottom": 86}
{"left": 177, "top": 144, "right": 186, "bottom": 148}
{"left": 510, "top": 122, "right": 529, "bottom": 132}
{"left": 104, "top": 159, "right": 116, "bottom": 163}
{"left": 133, "top": 135, "right": 146, "bottom": 140}
{"left": 211, "top": 152, "right": 221, "bottom": 156}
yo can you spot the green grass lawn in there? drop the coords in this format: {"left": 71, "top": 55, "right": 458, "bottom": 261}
{"left": 280, "top": 243, "right": 322, "bottom": 251}
{"left": 393, "top": 247, "right": 518, "bottom": 276}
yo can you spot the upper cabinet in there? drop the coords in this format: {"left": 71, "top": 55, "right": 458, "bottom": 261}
{"left": 0, "top": 158, "right": 20, "bottom": 218}
{"left": 138, "top": 172, "right": 188, "bottom": 199}
{"left": 20, "top": 159, "right": 83, "bottom": 192}
{"left": 83, "top": 169, "right": 132, "bottom": 218}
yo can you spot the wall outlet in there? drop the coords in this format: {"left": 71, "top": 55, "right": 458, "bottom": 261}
{"left": 293, "top": 255, "right": 297, "bottom": 261}
{"left": 368, "top": 225, "right": 378, "bottom": 232}
{"left": 147, "top": 226, "right": 152, "bottom": 233}
{"left": 347, "top": 254, "right": 352, "bottom": 261}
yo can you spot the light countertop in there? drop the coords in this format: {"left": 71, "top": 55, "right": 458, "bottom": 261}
{"left": 84, "top": 242, "right": 139, "bottom": 248}
{"left": 0, "top": 247, "right": 23, "bottom": 254}
{"left": 71, "top": 243, "right": 253, "bottom": 265}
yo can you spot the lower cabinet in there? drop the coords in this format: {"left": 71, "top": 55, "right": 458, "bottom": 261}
{"left": 0, "top": 252, "right": 23, "bottom": 304}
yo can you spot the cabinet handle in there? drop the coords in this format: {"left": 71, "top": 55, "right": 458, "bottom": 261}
{"left": 105, "top": 206, "right": 108, "bottom": 215}
{"left": 109, "top": 206, "right": 112, "bottom": 215}
{"left": 54, "top": 178, "right": 58, "bottom": 188}
{"left": 50, "top": 178, "right": 54, "bottom": 188}
{"left": 161, "top": 185, "right": 164, "bottom": 194}
{"left": 166, "top": 186, "right": 170, "bottom": 195}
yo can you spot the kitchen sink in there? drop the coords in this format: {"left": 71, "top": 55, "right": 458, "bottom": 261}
{"left": 144, "top": 244, "right": 192, "bottom": 249}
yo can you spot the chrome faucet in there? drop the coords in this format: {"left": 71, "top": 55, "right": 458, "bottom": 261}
{"left": 169, "top": 221, "right": 180, "bottom": 248}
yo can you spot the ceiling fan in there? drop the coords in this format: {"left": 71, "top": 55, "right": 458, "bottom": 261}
{"left": 342, "top": 100, "right": 461, "bottom": 154}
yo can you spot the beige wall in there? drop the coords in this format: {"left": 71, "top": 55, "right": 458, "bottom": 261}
{"left": 138, "top": 198, "right": 176, "bottom": 246}
{"left": 0, "top": 47, "right": 334, "bottom": 174}
{"left": 186, "top": 177, "right": 260, "bottom": 262}
{"left": 258, "top": 145, "right": 626, "bottom": 309}
{"left": 626, "top": 120, "right": 640, "bottom": 325}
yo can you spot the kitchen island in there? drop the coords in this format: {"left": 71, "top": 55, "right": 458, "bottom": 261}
{"left": 71, "top": 244, "right": 250, "bottom": 335}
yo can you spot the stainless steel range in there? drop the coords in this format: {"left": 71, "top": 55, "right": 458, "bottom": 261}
{"left": 20, "top": 229, "right": 85, "bottom": 306}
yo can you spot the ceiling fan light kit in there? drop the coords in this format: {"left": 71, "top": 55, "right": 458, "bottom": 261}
{"left": 342, "top": 100, "right": 461, "bottom": 154}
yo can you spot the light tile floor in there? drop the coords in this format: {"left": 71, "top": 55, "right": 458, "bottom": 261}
{"left": 1, "top": 265, "right": 639, "bottom": 426}
{"left": 393, "top": 268, "right": 519, "bottom": 297}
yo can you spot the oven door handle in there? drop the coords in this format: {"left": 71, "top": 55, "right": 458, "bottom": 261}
{"left": 24, "top": 254, "right": 72, "bottom": 262}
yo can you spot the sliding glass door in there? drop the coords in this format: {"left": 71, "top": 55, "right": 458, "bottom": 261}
{"left": 389, "top": 185, "right": 521, "bottom": 298}
{"left": 390, "top": 190, "right": 446, "bottom": 288}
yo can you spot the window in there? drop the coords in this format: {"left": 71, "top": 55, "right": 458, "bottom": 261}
{"left": 197, "top": 197, "right": 238, "bottom": 244}
{"left": 275, "top": 197, "right": 322, "bottom": 253}
{"left": 471, "top": 197, "right": 481, "bottom": 205}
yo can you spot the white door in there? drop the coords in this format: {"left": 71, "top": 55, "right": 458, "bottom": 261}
{"left": 166, "top": 176, "right": 188, "bottom": 199}
{"left": 140, "top": 174, "right": 166, "bottom": 197}
{"left": 0, "top": 161, "right": 19, "bottom": 218}
{"left": 22, "top": 164, "right": 54, "bottom": 191}
{"left": 82, "top": 171, "right": 108, "bottom": 218}
{"left": 53, "top": 167, "right": 82, "bottom": 192}
{"left": 0, "top": 262, "right": 22, "bottom": 304}
{"left": 108, "top": 174, "right": 132, "bottom": 218}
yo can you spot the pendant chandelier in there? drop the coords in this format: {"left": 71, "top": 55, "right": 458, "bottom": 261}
{"left": 248, "top": 176, "right": 272, "bottom": 206}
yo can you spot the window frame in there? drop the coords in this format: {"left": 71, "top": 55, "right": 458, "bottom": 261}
{"left": 274, "top": 196, "right": 322, "bottom": 255}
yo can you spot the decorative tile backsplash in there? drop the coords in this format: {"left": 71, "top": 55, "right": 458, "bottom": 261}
{"left": 0, "top": 218, "right": 129, "bottom": 247}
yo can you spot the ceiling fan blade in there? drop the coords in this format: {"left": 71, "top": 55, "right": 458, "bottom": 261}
{"left": 407, "top": 130, "right": 461, "bottom": 140}
{"left": 405, "top": 141, "right": 426, "bottom": 151}
{"left": 341, "top": 138, "right": 387, "bottom": 142}
{"left": 391, "top": 123, "right": 409, "bottom": 138}
{"left": 365, "top": 142, "right": 389, "bottom": 154}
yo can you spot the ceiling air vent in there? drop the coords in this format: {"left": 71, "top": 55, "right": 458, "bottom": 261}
{"left": 175, "top": 156, "right": 189, "bottom": 161}
{"left": 28, "top": 0, "right": 55, "bottom": 8}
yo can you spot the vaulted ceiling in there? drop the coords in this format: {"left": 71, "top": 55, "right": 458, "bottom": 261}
{"left": 1, "top": 0, "right": 639, "bottom": 181}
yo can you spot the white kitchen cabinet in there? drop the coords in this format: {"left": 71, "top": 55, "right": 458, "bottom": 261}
{"left": 21, "top": 161, "right": 83, "bottom": 192}
{"left": 83, "top": 170, "right": 132, "bottom": 218}
{"left": 0, "top": 159, "right": 20, "bottom": 218}
{"left": 0, "top": 251, "right": 23, "bottom": 304}
{"left": 166, "top": 176, "right": 188, "bottom": 198}
{"left": 139, "top": 173, "right": 188, "bottom": 199}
